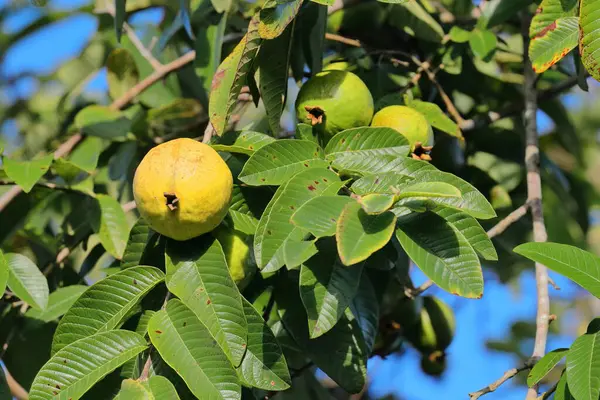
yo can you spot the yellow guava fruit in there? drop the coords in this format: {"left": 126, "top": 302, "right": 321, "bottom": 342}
{"left": 295, "top": 70, "right": 374, "bottom": 142}
{"left": 371, "top": 105, "right": 434, "bottom": 157}
{"left": 214, "top": 226, "right": 256, "bottom": 291}
{"left": 133, "top": 138, "right": 233, "bottom": 241}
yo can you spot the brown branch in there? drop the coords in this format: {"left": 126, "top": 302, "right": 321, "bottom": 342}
{"left": 537, "top": 380, "right": 558, "bottom": 400}
{"left": 469, "top": 361, "right": 533, "bottom": 399}
{"left": 405, "top": 280, "right": 433, "bottom": 298}
{"left": 0, "top": 51, "right": 197, "bottom": 213}
{"left": 523, "top": 16, "right": 550, "bottom": 400}
{"left": 486, "top": 203, "right": 529, "bottom": 239}
{"left": 3, "top": 367, "right": 28, "bottom": 400}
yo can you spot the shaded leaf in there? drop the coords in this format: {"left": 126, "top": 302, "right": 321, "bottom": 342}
{"left": 26, "top": 285, "right": 88, "bottom": 323}
{"left": 350, "top": 274, "right": 379, "bottom": 353}
{"left": 239, "top": 140, "right": 328, "bottom": 186}
{"left": 239, "top": 299, "right": 291, "bottom": 390}
{"left": 396, "top": 212, "right": 483, "bottom": 298}
{"left": 388, "top": 1, "right": 444, "bottom": 42}
{"left": 0, "top": 250, "right": 7, "bottom": 295}
{"left": 69, "top": 136, "right": 103, "bottom": 173}
{"left": 469, "top": 29, "right": 497, "bottom": 59}
{"left": 5, "top": 253, "right": 48, "bottom": 310}
{"left": 91, "top": 194, "right": 130, "bottom": 259}
{"left": 408, "top": 100, "right": 461, "bottom": 138}
{"left": 146, "top": 99, "right": 205, "bottom": 138}
{"left": 195, "top": 13, "right": 228, "bottom": 108}
{"left": 29, "top": 330, "right": 147, "bottom": 400}
{"left": 529, "top": 17, "right": 578, "bottom": 74}
{"left": 148, "top": 299, "right": 241, "bottom": 400}
{"left": 527, "top": 348, "right": 569, "bottom": 387}
{"left": 301, "top": 2, "right": 327, "bottom": 74}
{"left": 555, "top": 371, "right": 575, "bottom": 400}
{"left": 486, "top": 0, "right": 531, "bottom": 27}
{"left": 74, "top": 105, "right": 132, "bottom": 140}
{"left": 107, "top": 48, "right": 139, "bottom": 100}
{"left": 3, "top": 154, "right": 53, "bottom": 193}
{"left": 165, "top": 236, "right": 248, "bottom": 367}
{"left": 291, "top": 195, "right": 355, "bottom": 238}
{"left": 115, "top": 0, "right": 126, "bottom": 42}
{"left": 258, "top": 0, "right": 302, "bottom": 39}
{"left": 121, "top": 218, "right": 158, "bottom": 269}
{"left": 51, "top": 266, "right": 164, "bottom": 354}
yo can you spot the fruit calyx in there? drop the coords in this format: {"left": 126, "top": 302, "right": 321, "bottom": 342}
{"left": 163, "top": 192, "right": 179, "bottom": 211}
{"left": 304, "top": 105, "right": 325, "bottom": 126}
{"left": 411, "top": 142, "right": 433, "bottom": 161}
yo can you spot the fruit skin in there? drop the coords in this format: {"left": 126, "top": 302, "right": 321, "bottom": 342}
{"left": 371, "top": 105, "right": 434, "bottom": 150}
{"left": 295, "top": 70, "right": 374, "bottom": 141}
{"left": 404, "top": 295, "right": 455, "bottom": 354}
{"left": 420, "top": 352, "right": 447, "bottom": 377}
{"left": 133, "top": 138, "right": 233, "bottom": 241}
{"left": 213, "top": 226, "right": 256, "bottom": 291}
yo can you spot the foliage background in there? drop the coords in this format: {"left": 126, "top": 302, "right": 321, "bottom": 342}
{"left": 2, "top": 0, "right": 600, "bottom": 399}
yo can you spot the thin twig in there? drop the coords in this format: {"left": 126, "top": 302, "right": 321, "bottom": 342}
{"left": 405, "top": 280, "right": 433, "bottom": 298}
{"left": 537, "top": 380, "right": 558, "bottom": 400}
{"left": 3, "top": 367, "right": 28, "bottom": 400}
{"left": 103, "top": 0, "right": 162, "bottom": 70}
{"left": 486, "top": 203, "right": 529, "bottom": 239}
{"left": 523, "top": 15, "right": 550, "bottom": 400}
{"left": 0, "top": 51, "right": 197, "bottom": 213}
{"left": 469, "top": 361, "right": 533, "bottom": 399}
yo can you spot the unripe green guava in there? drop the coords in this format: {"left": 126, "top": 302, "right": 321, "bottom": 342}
{"left": 295, "top": 70, "right": 374, "bottom": 142}
{"left": 213, "top": 226, "right": 256, "bottom": 291}
{"left": 420, "top": 352, "right": 447, "bottom": 377}
{"left": 404, "top": 295, "right": 455, "bottom": 353}
{"left": 371, "top": 105, "right": 434, "bottom": 151}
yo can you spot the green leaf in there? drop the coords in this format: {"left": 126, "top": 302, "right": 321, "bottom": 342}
{"left": 377, "top": 0, "right": 409, "bottom": 3}
{"left": 529, "top": 16, "right": 578, "bottom": 74}
{"left": 258, "top": 0, "right": 302, "bottom": 39}
{"left": 91, "top": 194, "right": 130, "bottom": 259}
{"left": 107, "top": 48, "right": 139, "bottom": 100}
{"left": 469, "top": 29, "right": 497, "bottom": 59}
{"left": 310, "top": 0, "right": 334, "bottom": 4}
{"left": 115, "top": 0, "right": 126, "bottom": 42}
{"left": 388, "top": 1, "right": 444, "bottom": 42}
{"left": 239, "top": 298, "right": 291, "bottom": 390}
{"left": 259, "top": 23, "right": 294, "bottom": 134}
{"left": 51, "top": 266, "right": 165, "bottom": 355}
{"left": 2, "top": 154, "right": 53, "bottom": 193}
{"left": 395, "top": 181, "right": 462, "bottom": 200}
{"left": 467, "top": 151, "right": 522, "bottom": 192}
{"left": 0, "top": 250, "right": 7, "bottom": 295}
{"left": 527, "top": 348, "right": 569, "bottom": 387}
{"left": 276, "top": 281, "right": 367, "bottom": 393}
{"left": 396, "top": 212, "right": 483, "bottom": 298}
{"left": 52, "top": 158, "right": 88, "bottom": 183}
{"left": 194, "top": 13, "right": 228, "bottom": 108}
{"left": 283, "top": 239, "right": 319, "bottom": 270}
{"left": 358, "top": 194, "right": 395, "bottom": 214}
{"left": 291, "top": 195, "right": 355, "bottom": 238}
{"left": 165, "top": 236, "right": 248, "bottom": 367}
{"left": 449, "top": 26, "right": 471, "bottom": 43}
{"left": 351, "top": 172, "right": 413, "bottom": 195}
{"left": 74, "top": 105, "right": 132, "bottom": 140}
{"left": 212, "top": 131, "right": 276, "bottom": 156}
{"left": 114, "top": 376, "right": 181, "bottom": 400}
{"left": 209, "top": 17, "right": 262, "bottom": 135}
{"left": 146, "top": 99, "right": 205, "bottom": 138}
{"left": 5, "top": 253, "right": 48, "bottom": 310}
{"left": 350, "top": 274, "right": 379, "bottom": 353}
{"left": 530, "top": 0, "right": 577, "bottom": 38}
{"left": 579, "top": 0, "right": 600, "bottom": 82}
{"left": 121, "top": 218, "right": 158, "bottom": 269}
{"left": 513, "top": 242, "right": 600, "bottom": 298}
{"left": 555, "top": 372, "right": 575, "bottom": 400}
{"left": 325, "top": 127, "right": 411, "bottom": 169}
{"left": 30, "top": 330, "right": 147, "bottom": 400}
{"left": 566, "top": 332, "right": 600, "bottom": 400}
{"left": 407, "top": 100, "right": 462, "bottom": 138}
{"left": 148, "top": 299, "right": 241, "bottom": 400}
{"left": 254, "top": 168, "right": 343, "bottom": 271}
{"left": 301, "top": 2, "right": 327, "bottom": 74}
{"left": 337, "top": 202, "right": 397, "bottom": 266}
{"left": 433, "top": 207, "right": 498, "bottom": 261}
{"left": 211, "top": 0, "right": 231, "bottom": 13}
{"left": 486, "top": 0, "right": 531, "bottom": 28}
{"left": 26, "top": 285, "right": 88, "bottom": 323}
{"left": 69, "top": 136, "right": 103, "bottom": 172}
{"left": 239, "top": 140, "right": 328, "bottom": 186}
{"left": 226, "top": 184, "right": 265, "bottom": 236}
{"left": 300, "top": 243, "right": 364, "bottom": 338}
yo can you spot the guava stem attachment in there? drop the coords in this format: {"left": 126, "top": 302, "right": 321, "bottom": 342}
{"left": 304, "top": 105, "right": 325, "bottom": 126}
{"left": 163, "top": 192, "right": 179, "bottom": 211}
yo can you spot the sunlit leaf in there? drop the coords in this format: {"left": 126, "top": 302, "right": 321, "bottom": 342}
{"left": 527, "top": 348, "right": 569, "bottom": 387}
{"left": 258, "top": 0, "right": 302, "bottom": 39}
{"left": 26, "top": 285, "right": 88, "bottom": 323}
{"left": 566, "top": 332, "right": 600, "bottom": 400}
{"left": 2, "top": 154, "right": 53, "bottom": 193}
{"left": 107, "top": 48, "right": 139, "bottom": 100}
{"left": 212, "top": 131, "right": 276, "bottom": 156}
{"left": 530, "top": 0, "right": 577, "bottom": 38}
{"left": 529, "top": 16, "right": 578, "bottom": 74}
{"left": 121, "top": 218, "right": 159, "bottom": 269}
{"left": 469, "top": 29, "right": 497, "bottom": 59}
{"left": 74, "top": 105, "right": 132, "bottom": 140}
{"left": 5, "top": 253, "right": 49, "bottom": 310}
{"left": 579, "top": 0, "right": 600, "bottom": 82}
{"left": 114, "top": 376, "right": 181, "bottom": 400}
{"left": 291, "top": 195, "right": 355, "bottom": 238}
{"left": 91, "top": 194, "right": 130, "bottom": 259}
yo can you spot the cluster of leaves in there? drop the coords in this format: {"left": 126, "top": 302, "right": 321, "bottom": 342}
{"left": 1, "top": 0, "right": 600, "bottom": 399}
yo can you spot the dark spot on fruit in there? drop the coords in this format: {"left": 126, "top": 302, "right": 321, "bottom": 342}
{"left": 206, "top": 299, "right": 211, "bottom": 305}
{"left": 155, "top": 330, "right": 162, "bottom": 334}
{"left": 308, "top": 185, "right": 316, "bottom": 191}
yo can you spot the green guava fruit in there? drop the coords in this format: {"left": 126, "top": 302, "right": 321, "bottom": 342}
{"left": 371, "top": 105, "right": 434, "bottom": 157}
{"left": 213, "top": 226, "right": 256, "bottom": 291}
{"left": 420, "top": 352, "right": 447, "bottom": 377}
{"left": 295, "top": 70, "right": 374, "bottom": 142}
{"left": 404, "top": 295, "right": 455, "bottom": 353}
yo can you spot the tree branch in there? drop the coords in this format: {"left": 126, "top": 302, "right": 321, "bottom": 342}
{"left": 469, "top": 362, "right": 533, "bottom": 399}
{"left": 3, "top": 367, "right": 28, "bottom": 400}
{"left": 522, "top": 15, "right": 550, "bottom": 400}
{"left": 486, "top": 203, "right": 529, "bottom": 239}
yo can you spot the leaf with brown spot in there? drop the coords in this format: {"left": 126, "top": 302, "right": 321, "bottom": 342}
{"left": 209, "top": 16, "right": 262, "bottom": 135}
{"left": 529, "top": 16, "right": 578, "bottom": 73}
{"left": 529, "top": 0, "right": 577, "bottom": 38}
{"left": 258, "top": 0, "right": 302, "bottom": 39}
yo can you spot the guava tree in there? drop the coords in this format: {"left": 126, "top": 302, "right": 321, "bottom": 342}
{"left": 1, "top": 0, "right": 600, "bottom": 399}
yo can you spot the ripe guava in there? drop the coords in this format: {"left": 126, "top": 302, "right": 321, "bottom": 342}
{"left": 214, "top": 226, "right": 256, "bottom": 291}
{"left": 371, "top": 105, "right": 434, "bottom": 159}
{"left": 295, "top": 70, "right": 374, "bottom": 142}
{"left": 133, "top": 138, "right": 233, "bottom": 241}
{"left": 404, "top": 295, "right": 455, "bottom": 353}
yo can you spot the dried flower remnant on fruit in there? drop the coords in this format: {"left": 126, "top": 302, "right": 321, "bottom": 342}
{"left": 164, "top": 192, "right": 179, "bottom": 211}
{"left": 305, "top": 106, "right": 325, "bottom": 126}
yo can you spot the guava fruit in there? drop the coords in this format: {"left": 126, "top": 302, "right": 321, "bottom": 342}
{"left": 295, "top": 70, "right": 374, "bottom": 142}
{"left": 371, "top": 105, "right": 434, "bottom": 159}
{"left": 133, "top": 138, "right": 233, "bottom": 241}
{"left": 420, "top": 351, "right": 447, "bottom": 377}
{"left": 213, "top": 226, "right": 256, "bottom": 291}
{"left": 404, "top": 295, "right": 455, "bottom": 353}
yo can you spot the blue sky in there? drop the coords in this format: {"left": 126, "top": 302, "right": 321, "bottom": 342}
{"left": 0, "top": 1, "right": 589, "bottom": 399}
